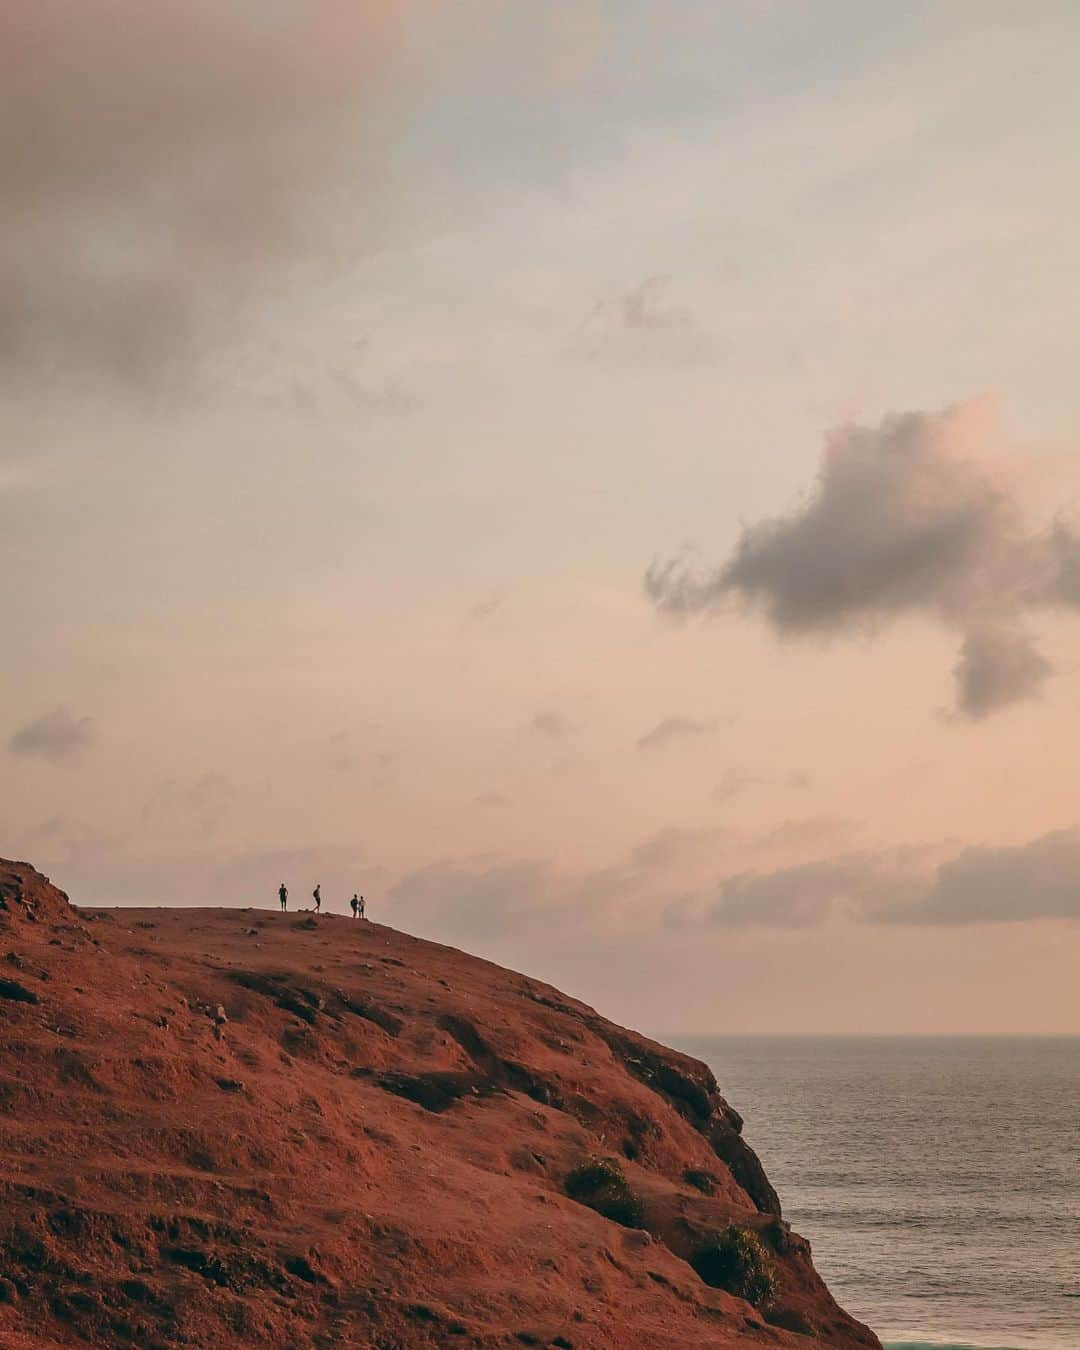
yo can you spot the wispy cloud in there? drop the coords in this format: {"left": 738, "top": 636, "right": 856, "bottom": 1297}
{"left": 575, "top": 278, "right": 715, "bottom": 366}
{"left": 713, "top": 768, "right": 756, "bottom": 802}
{"left": 141, "top": 772, "right": 235, "bottom": 836}
{"left": 636, "top": 717, "right": 711, "bottom": 751}
{"left": 9, "top": 707, "right": 96, "bottom": 765}
{"left": 389, "top": 858, "right": 559, "bottom": 943}
{"left": 630, "top": 825, "right": 734, "bottom": 870}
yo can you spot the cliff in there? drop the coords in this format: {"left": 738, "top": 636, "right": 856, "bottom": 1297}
{"left": 0, "top": 860, "right": 879, "bottom": 1349}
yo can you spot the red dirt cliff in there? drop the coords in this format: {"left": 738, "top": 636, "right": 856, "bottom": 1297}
{"left": 0, "top": 860, "right": 880, "bottom": 1349}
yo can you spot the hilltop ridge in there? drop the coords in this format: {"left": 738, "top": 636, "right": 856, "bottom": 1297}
{"left": 0, "top": 859, "right": 879, "bottom": 1348}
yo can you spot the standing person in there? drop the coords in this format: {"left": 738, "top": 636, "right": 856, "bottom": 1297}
{"left": 350, "top": 894, "right": 359, "bottom": 919}
{"left": 358, "top": 894, "right": 366, "bottom": 920}
{"left": 278, "top": 882, "right": 288, "bottom": 912}
{"left": 312, "top": 883, "right": 321, "bottom": 913}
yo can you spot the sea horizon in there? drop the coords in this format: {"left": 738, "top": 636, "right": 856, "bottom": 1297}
{"left": 660, "top": 1032, "right": 1080, "bottom": 1041}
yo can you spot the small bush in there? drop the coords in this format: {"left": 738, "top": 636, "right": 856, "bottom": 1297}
{"left": 690, "top": 1225, "right": 776, "bottom": 1306}
{"left": 564, "top": 1158, "right": 645, "bottom": 1229}
{"left": 682, "top": 1168, "right": 716, "bottom": 1195}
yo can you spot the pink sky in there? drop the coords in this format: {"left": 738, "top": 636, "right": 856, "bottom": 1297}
{"left": 4, "top": 2, "right": 1080, "bottom": 1033}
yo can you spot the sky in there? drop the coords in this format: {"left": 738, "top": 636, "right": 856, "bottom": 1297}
{"left": 4, "top": 1, "right": 1080, "bottom": 1035}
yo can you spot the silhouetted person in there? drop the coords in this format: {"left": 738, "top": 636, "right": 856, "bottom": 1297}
{"left": 358, "top": 894, "right": 366, "bottom": 920}
{"left": 350, "top": 894, "right": 359, "bottom": 919}
{"left": 278, "top": 882, "right": 288, "bottom": 912}
{"left": 312, "top": 883, "right": 321, "bottom": 913}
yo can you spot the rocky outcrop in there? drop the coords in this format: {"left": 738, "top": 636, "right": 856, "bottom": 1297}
{"left": 0, "top": 860, "right": 880, "bottom": 1349}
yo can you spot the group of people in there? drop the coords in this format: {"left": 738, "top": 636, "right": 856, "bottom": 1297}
{"left": 276, "top": 882, "right": 366, "bottom": 919}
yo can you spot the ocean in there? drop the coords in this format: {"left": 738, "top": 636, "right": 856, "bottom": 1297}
{"left": 672, "top": 1037, "right": 1079, "bottom": 1350}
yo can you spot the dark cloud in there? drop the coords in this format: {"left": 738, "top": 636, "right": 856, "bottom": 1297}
{"left": 646, "top": 403, "right": 1080, "bottom": 718}
{"left": 1, "top": 2, "right": 402, "bottom": 392}
{"left": 951, "top": 625, "right": 1051, "bottom": 721}
{"left": 8, "top": 707, "right": 96, "bottom": 764}
{"left": 636, "top": 717, "right": 710, "bottom": 751}
{"left": 885, "top": 829, "right": 1080, "bottom": 925}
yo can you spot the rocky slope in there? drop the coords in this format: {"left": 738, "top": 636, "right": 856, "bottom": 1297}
{"left": 0, "top": 860, "right": 879, "bottom": 1349}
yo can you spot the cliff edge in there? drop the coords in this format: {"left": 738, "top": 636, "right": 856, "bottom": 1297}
{"left": 0, "top": 860, "right": 880, "bottom": 1349}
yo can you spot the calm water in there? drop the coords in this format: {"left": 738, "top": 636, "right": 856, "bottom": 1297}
{"left": 672, "top": 1037, "right": 1080, "bottom": 1350}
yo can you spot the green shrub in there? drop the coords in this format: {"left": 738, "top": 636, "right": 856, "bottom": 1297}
{"left": 690, "top": 1225, "right": 776, "bottom": 1306}
{"left": 564, "top": 1157, "right": 645, "bottom": 1229}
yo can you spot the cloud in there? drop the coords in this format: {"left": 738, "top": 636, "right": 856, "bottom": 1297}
{"left": 531, "top": 710, "right": 574, "bottom": 739}
{"left": 8, "top": 707, "right": 96, "bottom": 764}
{"left": 886, "top": 828, "right": 1080, "bottom": 925}
{"left": 713, "top": 768, "right": 756, "bottom": 802}
{"left": 630, "top": 825, "right": 733, "bottom": 870}
{"left": 17, "top": 838, "right": 389, "bottom": 911}
{"left": 0, "top": 1, "right": 405, "bottom": 392}
{"left": 141, "top": 772, "right": 235, "bottom": 837}
{"left": 1045, "top": 519, "right": 1080, "bottom": 606}
{"left": 747, "top": 816, "right": 855, "bottom": 857}
{"left": 704, "top": 851, "right": 930, "bottom": 928}
{"left": 326, "top": 731, "right": 397, "bottom": 790}
{"left": 466, "top": 595, "right": 504, "bottom": 623}
{"left": 646, "top": 402, "right": 1080, "bottom": 717}
{"left": 636, "top": 716, "right": 711, "bottom": 751}
{"left": 674, "top": 827, "right": 1080, "bottom": 929}
{"left": 576, "top": 278, "right": 714, "bottom": 366}
{"left": 951, "top": 624, "right": 1052, "bottom": 720}
{"left": 388, "top": 859, "right": 558, "bottom": 944}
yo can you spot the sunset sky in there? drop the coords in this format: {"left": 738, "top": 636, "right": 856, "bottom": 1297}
{"left": 5, "top": 1, "right": 1080, "bottom": 1034}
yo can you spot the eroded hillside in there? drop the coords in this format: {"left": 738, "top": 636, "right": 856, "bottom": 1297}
{"left": 0, "top": 860, "right": 879, "bottom": 1349}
